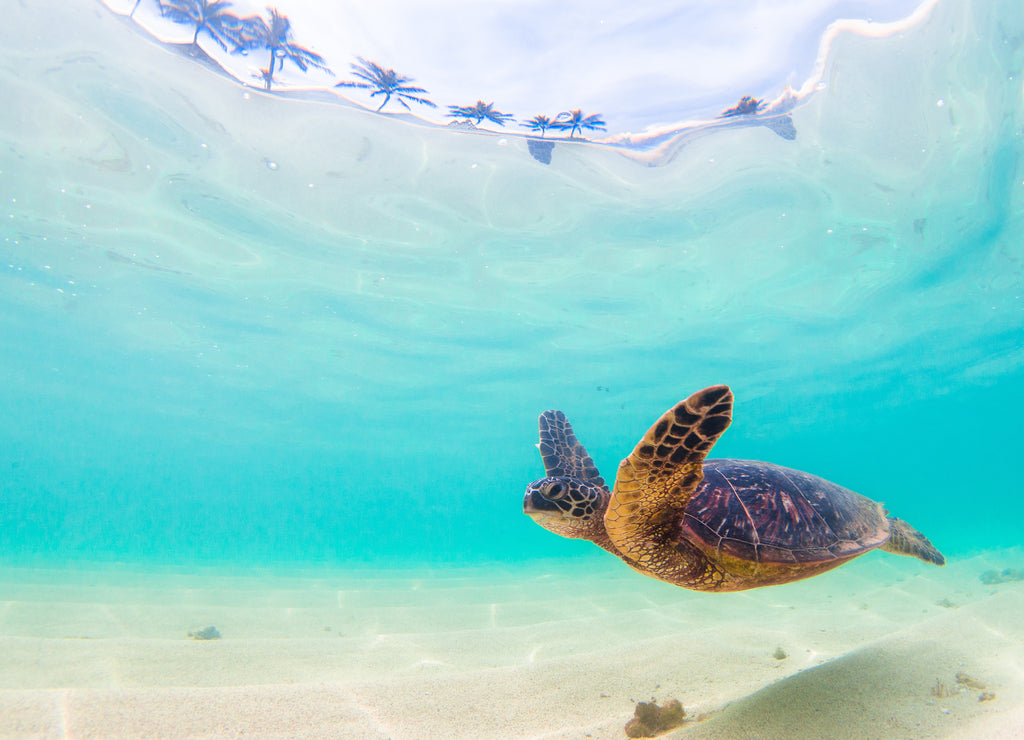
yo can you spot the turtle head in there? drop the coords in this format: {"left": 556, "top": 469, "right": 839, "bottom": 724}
{"left": 524, "top": 476, "right": 610, "bottom": 541}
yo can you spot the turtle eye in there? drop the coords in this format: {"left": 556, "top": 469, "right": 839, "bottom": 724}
{"left": 545, "top": 481, "right": 566, "bottom": 499}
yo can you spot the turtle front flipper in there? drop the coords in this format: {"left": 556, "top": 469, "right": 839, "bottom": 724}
{"left": 605, "top": 385, "right": 733, "bottom": 587}
{"left": 537, "top": 410, "right": 607, "bottom": 490}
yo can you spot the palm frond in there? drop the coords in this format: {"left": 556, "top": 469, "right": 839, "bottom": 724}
{"left": 447, "top": 101, "right": 514, "bottom": 126}
{"left": 157, "top": 0, "right": 247, "bottom": 50}
{"left": 521, "top": 115, "right": 553, "bottom": 136}
{"left": 238, "top": 7, "right": 331, "bottom": 89}
{"left": 336, "top": 57, "right": 436, "bottom": 111}
{"left": 231, "top": 14, "right": 267, "bottom": 50}
{"left": 552, "top": 109, "right": 606, "bottom": 137}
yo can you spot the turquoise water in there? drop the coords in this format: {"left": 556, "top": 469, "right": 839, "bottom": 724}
{"left": 2, "top": 0, "right": 1023, "bottom": 574}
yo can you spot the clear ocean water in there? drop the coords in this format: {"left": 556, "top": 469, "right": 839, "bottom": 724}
{"left": 2, "top": 0, "right": 1023, "bottom": 578}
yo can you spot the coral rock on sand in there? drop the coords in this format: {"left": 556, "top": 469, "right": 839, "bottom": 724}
{"left": 624, "top": 699, "right": 686, "bottom": 738}
{"left": 188, "top": 626, "right": 222, "bottom": 640}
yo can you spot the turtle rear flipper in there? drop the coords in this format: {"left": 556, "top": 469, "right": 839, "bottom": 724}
{"left": 882, "top": 517, "right": 945, "bottom": 566}
{"left": 605, "top": 385, "right": 733, "bottom": 586}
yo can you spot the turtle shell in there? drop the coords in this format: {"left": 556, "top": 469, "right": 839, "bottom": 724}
{"left": 681, "top": 459, "right": 889, "bottom": 564}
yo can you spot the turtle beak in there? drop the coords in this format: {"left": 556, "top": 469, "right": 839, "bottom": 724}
{"left": 523, "top": 496, "right": 551, "bottom": 525}
{"left": 524, "top": 487, "right": 559, "bottom": 521}
{"left": 523, "top": 491, "right": 540, "bottom": 515}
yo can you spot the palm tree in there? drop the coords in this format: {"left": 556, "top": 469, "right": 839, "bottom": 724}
{"left": 720, "top": 96, "right": 764, "bottom": 117}
{"left": 521, "top": 115, "right": 553, "bottom": 137}
{"left": 552, "top": 110, "right": 606, "bottom": 138}
{"left": 446, "top": 101, "right": 515, "bottom": 127}
{"left": 158, "top": 0, "right": 247, "bottom": 49}
{"left": 335, "top": 57, "right": 436, "bottom": 112}
{"left": 238, "top": 7, "right": 331, "bottom": 91}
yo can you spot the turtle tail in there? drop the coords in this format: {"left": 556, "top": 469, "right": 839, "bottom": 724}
{"left": 882, "top": 517, "right": 945, "bottom": 566}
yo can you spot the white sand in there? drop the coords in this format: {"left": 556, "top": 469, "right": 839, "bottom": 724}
{"left": 1, "top": 551, "right": 1022, "bottom": 739}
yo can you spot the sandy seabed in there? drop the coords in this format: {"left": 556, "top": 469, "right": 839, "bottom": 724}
{"left": 0, "top": 551, "right": 1022, "bottom": 739}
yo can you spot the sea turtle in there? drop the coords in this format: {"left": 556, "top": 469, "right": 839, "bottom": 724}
{"left": 523, "top": 385, "right": 944, "bottom": 592}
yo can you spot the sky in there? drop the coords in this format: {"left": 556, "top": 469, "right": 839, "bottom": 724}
{"left": 106, "top": 0, "right": 932, "bottom": 135}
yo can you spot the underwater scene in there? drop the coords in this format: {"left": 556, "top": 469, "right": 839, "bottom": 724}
{"left": 2, "top": 0, "right": 1023, "bottom": 737}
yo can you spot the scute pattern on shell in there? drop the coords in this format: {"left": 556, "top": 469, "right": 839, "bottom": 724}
{"left": 684, "top": 459, "right": 888, "bottom": 563}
